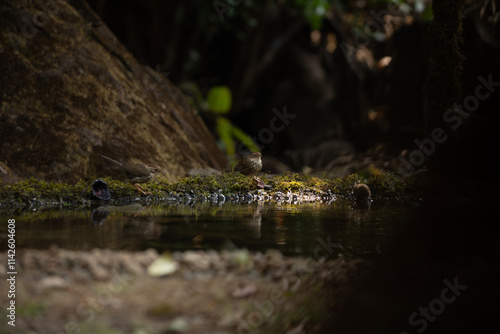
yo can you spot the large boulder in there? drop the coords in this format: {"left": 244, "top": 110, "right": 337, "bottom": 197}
{"left": 0, "top": 0, "right": 226, "bottom": 183}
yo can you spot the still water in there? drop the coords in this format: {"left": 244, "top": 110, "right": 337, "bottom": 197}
{"left": 3, "top": 200, "right": 417, "bottom": 259}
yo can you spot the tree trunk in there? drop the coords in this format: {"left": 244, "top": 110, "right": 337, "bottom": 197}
{"left": 423, "top": 0, "right": 466, "bottom": 131}
{"left": 421, "top": 0, "right": 466, "bottom": 174}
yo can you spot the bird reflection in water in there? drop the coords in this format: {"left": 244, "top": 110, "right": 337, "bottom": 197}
{"left": 241, "top": 202, "right": 263, "bottom": 239}
{"left": 274, "top": 212, "right": 288, "bottom": 246}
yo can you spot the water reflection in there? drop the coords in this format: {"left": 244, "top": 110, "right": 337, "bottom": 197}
{"left": 351, "top": 202, "right": 371, "bottom": 224}
{"left": 241, "top": 202, "right": 263, "bottom": 238}
{"left": 2, "top": 200, "right": 415, "bottom": 259}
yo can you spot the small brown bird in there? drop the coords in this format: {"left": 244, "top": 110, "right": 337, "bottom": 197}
{"left": 233, "top": 152, "right": 263, "bottom": 177}
{"left": 353, "top": 183, "right": 371, "bottom": 201}
{"left": 101, "top": 155, "right": 161, "bottom": 193}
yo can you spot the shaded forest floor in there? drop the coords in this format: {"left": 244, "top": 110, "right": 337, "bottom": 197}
{"left": 1, "top": 247, "right": 360, "bottom": 334}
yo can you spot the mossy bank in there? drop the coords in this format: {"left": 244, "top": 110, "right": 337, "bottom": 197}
{"left": 0, "top": 172, "right": 426, "bottom": 210}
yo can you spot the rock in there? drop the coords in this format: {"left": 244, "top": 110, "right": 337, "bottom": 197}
{"left": 38, "top": 276, "right": 69, "bottom": 291}
{"left": 84, "top": 252, "right": 110, "bottom": 280}
{"left": 0, "top": 162, "right": 19, "bottom": 185}
{"left": 0, "top": 1, "right": 226, "bottom": 182}
{"left": 232, "top": 282, "right": 258, "bottom": 298}
{"left": 182, "top": 251, "right": 211, "bottom": 270}
{"left": 186, "top": 168, "right": 222, "bottom": 176}
{"left": 147, "top": 253, "right": 179, "bottom": 277}
{"left": 91, "top": 179, "right": 111, "bottom": 200}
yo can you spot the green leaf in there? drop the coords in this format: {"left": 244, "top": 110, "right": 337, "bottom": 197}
{"left": 296, "top": 0, "right": 330, "bottom": 30}
{"left": 216, "top": 116, "right": 236, "bottom": 154}
{"left": 215, "top": 116, "right": 259, "bottom": 155}
{"left": 207, "top": 85, "right": 232, "bottom": 114}
{"left": 421, "top": 4, "right": 433, "bottom": 21}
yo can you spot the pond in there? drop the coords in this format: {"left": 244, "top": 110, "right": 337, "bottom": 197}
{"left": 1, "top": 197, "right": 497, "bottom": 334}
{"left": 2, "top": 199, "right": 417, "bottom": 260}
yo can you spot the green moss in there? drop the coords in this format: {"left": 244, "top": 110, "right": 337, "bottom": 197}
{"left": 267, "top": 172, "right": 324, "bottom": 193}
{"left": 146, "top": 303, "right": 175, "bottom": 317}
{"left": 16, "top": 300, "right": 46, "bottom": 318}
{"left": 171, "top": 172, "right": 259, "bottom": 195}
{"left": 0, "top": 172, "right": 423, "bottom": 209}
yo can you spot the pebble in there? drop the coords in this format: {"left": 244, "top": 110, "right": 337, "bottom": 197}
{"left": 38, "top": 276, "right": 69, "bottom": 291}
{"left": 1, "top": 248, "right": 349, "bottom": 286}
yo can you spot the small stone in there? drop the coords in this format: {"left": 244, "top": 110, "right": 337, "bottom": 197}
{"left": 182, "top": 251, "right": 210, "bottom": 270}
{"left": 147, "top": 253, "right": 179, "bottom": 277}
{"left": 38, "top": 276, "right": 69, "bottom": 291}
{"left": 232, "top": 282, "right": 258, "bottom": 298}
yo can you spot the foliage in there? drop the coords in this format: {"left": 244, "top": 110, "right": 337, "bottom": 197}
{"left": 294, "top": 0, "right": 330, "bottom": 29}
{"left": 207, "top": 86, "right": 232, "bottom": 114}
{"left": 182, "top": 83, "right": 260, "bottom": 156}
{"left": 215, "top": 116, "right": 261, "bottom": 156}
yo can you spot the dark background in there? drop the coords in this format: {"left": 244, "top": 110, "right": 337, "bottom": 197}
{"left": 86, "top": 0, "right": 500, "bottom": 176}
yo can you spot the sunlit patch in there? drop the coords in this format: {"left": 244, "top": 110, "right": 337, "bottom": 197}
{"left": 377, "top": 56, "right": 392, "bottom": 70}
{"left": 310, "top": 29, "right": 321, "bottom": 46}
{"left": 326, "top": 32, "right": 337, "bottom": 53}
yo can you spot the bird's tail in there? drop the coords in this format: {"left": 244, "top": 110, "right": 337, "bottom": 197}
{"left": 101, "top": 155, "right": 123, "bottom": 167}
